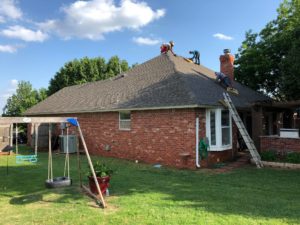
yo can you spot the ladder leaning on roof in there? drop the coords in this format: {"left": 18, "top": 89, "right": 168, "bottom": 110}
{"left": 222, "top": 92, "right": 263, "bottom": 168}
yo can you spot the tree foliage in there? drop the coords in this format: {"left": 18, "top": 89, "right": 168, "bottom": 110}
{"left": 3, "top": 81, "right": 47, "bottom": 116}
{"left": 48, "top": 56, "right": 129, "bottom": 95}
{"left": 235, "top": 0, "right": 300, "bottom": 100}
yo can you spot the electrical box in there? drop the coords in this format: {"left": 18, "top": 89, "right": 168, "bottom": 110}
{"left": 59, "top": 135, "right": 78, "bottom": 153}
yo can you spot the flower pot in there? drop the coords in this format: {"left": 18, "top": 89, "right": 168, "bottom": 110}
{"left": 88, "top": 175, "right": 110, "bottom": 195}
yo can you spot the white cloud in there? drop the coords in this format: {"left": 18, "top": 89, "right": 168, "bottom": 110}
{"left": 0, "top": 79, "right": 18, "bottom": 111}
{"left": 39, "top": 0, "right": 165, "bottom": 40}
{"left": 0, "top": 44, "right": 20, "bottom": 53}
{"left": 10, "top": 79, "right": 18, "bottom": 87}
{"left": 1, "top": 25, "right": 48, "bottom": 42}
{"left": 213, "top": 33, "right": 234, "bottom": 41}
{"left": 0, "top": 0, "right": 22, "bottom": 23}
{"left": 133, "top": 36, "right": 160, "bottom": 45}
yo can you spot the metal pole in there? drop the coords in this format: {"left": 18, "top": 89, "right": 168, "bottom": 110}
{"left": 16, "top": 124, "right": 18, "bottom": 155}
{"left": 35, "top": 124, "right": 38, "bottom": 155}
{"left": 6, "top": 153, "right": 9, "bottom": 175}
{"left": 10, "top": 124, "right": 13, "bottom": 147}
{"left": 48, "top": 123, "right": 53, "bottom": 181}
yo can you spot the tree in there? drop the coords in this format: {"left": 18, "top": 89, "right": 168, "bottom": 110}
{"left": 235, "top": 0, "right": 300, "bottom": 100}
{"left": 280, "top": 27, "right": 300, "bottom": 99}
{"left": 48, "top": 56, "right": 129, "bottom": 95}
{"left": 2, "top": 81, "right": 47, "bottom": 116}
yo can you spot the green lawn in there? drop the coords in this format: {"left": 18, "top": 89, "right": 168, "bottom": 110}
{"left": 0, "top": 147, "right": 299, "bottom": 225}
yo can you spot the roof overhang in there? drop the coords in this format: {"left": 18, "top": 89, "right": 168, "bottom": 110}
{"left": 253, "top": 100, "right": 300, "bottom": 109}
{"left": 24, "top": 104, "right": 227, "bottom": 116}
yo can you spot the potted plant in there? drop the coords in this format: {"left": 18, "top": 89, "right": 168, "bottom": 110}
{"left": 88, "top": 161, "right": 113, "bottom": 195}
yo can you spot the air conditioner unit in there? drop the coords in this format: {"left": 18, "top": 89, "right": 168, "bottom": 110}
{"left": 59, "top": 135, "right": 78, "bottom": 153}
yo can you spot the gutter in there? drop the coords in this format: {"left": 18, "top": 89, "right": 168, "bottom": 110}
{"left": 23, "top": 104, "right": 214, "bottom": 116}
{"left": 195, "top": 117, "right": 201, "bottom": 168}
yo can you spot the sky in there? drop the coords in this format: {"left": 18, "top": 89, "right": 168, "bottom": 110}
{"left": 0, "top": 0, "right": 283, "bottom": 111}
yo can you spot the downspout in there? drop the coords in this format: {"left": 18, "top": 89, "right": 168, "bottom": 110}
{"left": 196, "top": 117, "right": 201, "bottom": 168}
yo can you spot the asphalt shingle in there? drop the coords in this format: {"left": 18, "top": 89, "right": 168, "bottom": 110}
{"left": 25, "top": 52, "right": 270, "bottom": 115}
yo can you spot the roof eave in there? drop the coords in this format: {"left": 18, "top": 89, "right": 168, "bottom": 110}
{"left": 24, "top": 104, "right": 222, "bottom": 116}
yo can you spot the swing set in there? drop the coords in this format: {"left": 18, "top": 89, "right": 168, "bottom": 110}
{"left": 15, "top": 123, "right": 38, "bottom": 163}
{"left": 0, "top": 117, "right": 107, "bottom": 208}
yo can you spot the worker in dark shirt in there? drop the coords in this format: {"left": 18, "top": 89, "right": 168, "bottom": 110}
{"left": 189, "top": 50, "right": 200, "bottom": 65}
{"left": 215, "top": 72, "right": 233, "bottom": 88}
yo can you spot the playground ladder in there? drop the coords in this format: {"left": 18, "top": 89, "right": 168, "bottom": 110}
{"left": 222, "top": 92, "right": 263, "bottom": 168}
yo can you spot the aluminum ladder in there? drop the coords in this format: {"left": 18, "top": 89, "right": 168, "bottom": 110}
{"left": 223, "top": 92, "right": 263, "bottom": 168}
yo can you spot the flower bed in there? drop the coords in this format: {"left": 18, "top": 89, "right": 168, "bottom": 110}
{"left": 251, "top": 159, "right": 300, "bottom": 169}
{"left": 251, "top": 150, "right": 300, "bottom": 169}
{"left": 261, "top": 150, "right": 300, "bottom": 164}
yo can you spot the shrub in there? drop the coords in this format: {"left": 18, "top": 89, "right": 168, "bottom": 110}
{"left": 260, "top": 150, "right": 276, "bottom": 161}
{"left": 286, "top": 152, "right": 300, "bottom": 164}
{"left": 87, "top": 161, "right": 113, "bottom": 177}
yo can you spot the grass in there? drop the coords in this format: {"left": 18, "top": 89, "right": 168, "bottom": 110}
{"left": 0, "top": 146, "right": 300, "bottom": 225}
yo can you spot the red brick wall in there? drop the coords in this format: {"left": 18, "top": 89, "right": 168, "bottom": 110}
{"left": 75, "top": 108, "right": 237, "bottom": 168}
{"left": 260, "top": 136, "right": 300, "bottom": 153}
{"left": 73, "top": 109, "right": 200, "bottom": 169}
{"left": 28, "top": 108, "right": 238, "bottom": 169}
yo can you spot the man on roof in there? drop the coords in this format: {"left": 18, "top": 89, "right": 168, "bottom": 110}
{"left": 215, "top": 71, "right": 239, "bottom": 95}
{"left": 160, "top": 41, "right": 176, "bottom": 56}
{"left": 189, "top": 50, "right": 200, "bottom": 65}
{"left": 215, "top": 72, "right": 233, "bottom": 88}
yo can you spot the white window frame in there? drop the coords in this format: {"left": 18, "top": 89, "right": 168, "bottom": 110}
{"left": 206, "top": 108, "right": 232, "bottom": 151}
{"left": 119, "top": 111, "right": 131, "bottom": 131}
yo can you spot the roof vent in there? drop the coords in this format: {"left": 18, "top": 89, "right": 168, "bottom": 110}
{"left": 113, "top": 73, "right": 127, "bottom": 81}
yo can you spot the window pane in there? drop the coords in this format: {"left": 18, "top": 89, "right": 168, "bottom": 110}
{"left": 119, "top": 111, "right": 131, "bottom": 130}
{"left": 222, "top": 128, "right": 230, "bottom": 145}
{"left": 120, "top": 112, "right": 131, "bottom": 120}
{"left": 210, "top": 111, "right": 216, "bottom": 145}
{"left": 221, "top": 110, "right": 229, "bottom": 126}
{"left": 120, "top": 120, "right": 131, "bottom": 130}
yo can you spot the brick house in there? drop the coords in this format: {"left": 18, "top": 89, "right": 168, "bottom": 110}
{"left": 25, "top": 52, "right": 270, "bottom": 169}
{"left": 258, "top": 100, "right": 300, "bottom": 155}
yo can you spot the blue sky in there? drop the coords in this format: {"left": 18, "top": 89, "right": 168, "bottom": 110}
{"left": 0, "top": 0, "right": 282, "bottom": 110}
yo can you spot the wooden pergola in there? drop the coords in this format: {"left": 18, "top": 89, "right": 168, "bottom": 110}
{"left": 0, "top": 117, "right": 107, "bottom": 208}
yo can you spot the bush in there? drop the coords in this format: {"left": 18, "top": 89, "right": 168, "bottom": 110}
{"left": 286, "top": 152, "right": 300, "bottom": 164}
{"left": 87, "top": 161, "right": 113, "bottom": 177}
{"left": 260, "top": 150, "right": 276, "bottom": 161}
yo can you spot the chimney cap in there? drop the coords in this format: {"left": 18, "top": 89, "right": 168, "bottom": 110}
{"left": 223, "top": 49, "right": 231, "bottom": 54}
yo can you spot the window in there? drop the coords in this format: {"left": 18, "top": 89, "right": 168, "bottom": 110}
{"left": 221, "top": 110, "right": 230, "bottom": 145}
{"left": 210, "top": 111, "right": 216, "bottom": 145}
{"left": 206, "top": 108, "right": 232, "bottom": 151}
{"left": 119, "top": 111, "right": 131, "bottom": 130}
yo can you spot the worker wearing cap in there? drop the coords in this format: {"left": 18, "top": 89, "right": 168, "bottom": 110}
{"left": 160, "top": 41, "right": 176, "bottom": 56}
{"left": 215, "top": 72, "right": 233, "bottom": 88}
{"left": 189, "top": 50, "right": 200, "bottom": 65}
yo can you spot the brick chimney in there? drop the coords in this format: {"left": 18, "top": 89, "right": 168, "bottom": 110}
{"left": 219, "top": 49, "right": 235, "bottom": 82}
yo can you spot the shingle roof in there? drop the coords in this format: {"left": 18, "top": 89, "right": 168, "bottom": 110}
{"left": 25, "top": 52, "right": 270, "bottom": 115}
